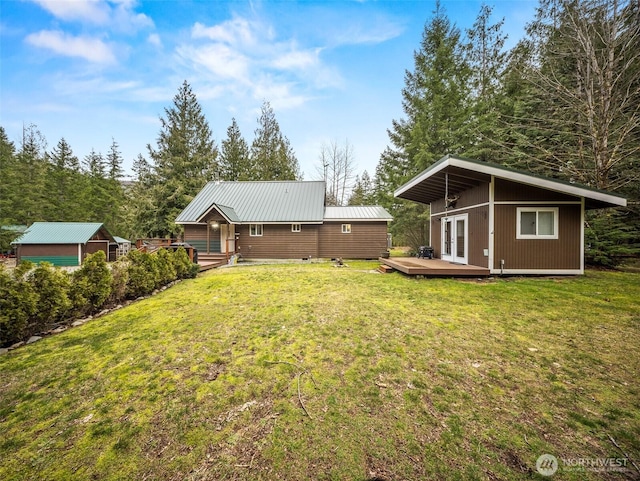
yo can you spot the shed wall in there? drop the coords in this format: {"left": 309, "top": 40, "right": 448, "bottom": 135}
{"left": 318, "top": 222, "right": 389, "bottom": 259}
{"left": 493, "top": 204, "right": 581, "bottom": 270}
{"left": 18, "top": 244, "right": 79, "bottom": 266}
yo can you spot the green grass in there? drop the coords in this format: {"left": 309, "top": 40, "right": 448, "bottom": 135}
{"left": 1, "top": 262, "right": 639, "bottom": 480}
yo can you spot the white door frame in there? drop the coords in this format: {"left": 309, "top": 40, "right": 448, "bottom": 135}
{"left": 441, "top": 213, "right": 468, "bottom": 264}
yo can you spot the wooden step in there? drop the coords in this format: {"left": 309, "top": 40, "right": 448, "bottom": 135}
{"left": 377, "top": 264, "right": 395, "bottom": 274}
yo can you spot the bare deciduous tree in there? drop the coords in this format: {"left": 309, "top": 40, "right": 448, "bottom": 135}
{"left": 315, "top": 139, "right": 357, "bottom": 206}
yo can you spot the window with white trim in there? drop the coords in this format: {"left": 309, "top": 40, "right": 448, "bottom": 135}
{"left": 249, "top": 224, "right": 263, "bottom": 236}
{"left": 341, "top": 223, "right": 351, "bottom": 234}
{"left": 516, "top": 208, "right": 558, "bottom": 239}
{"left": 291, "top": 224, "right": 301, "bottom": 232}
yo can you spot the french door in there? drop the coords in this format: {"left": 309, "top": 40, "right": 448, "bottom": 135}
{"left": 441, "top": 214, "right": 468, "bottom": 264}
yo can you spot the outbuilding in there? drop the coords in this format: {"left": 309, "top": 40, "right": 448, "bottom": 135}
{"left": 12, "top": 222, "right": 116, "bottom": 267}
{"left": 387, "top": 155, "right": 626, "bottom": 275}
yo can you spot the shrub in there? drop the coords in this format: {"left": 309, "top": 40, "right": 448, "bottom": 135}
{"left": 155, "top": 248, "right": 177, "bottom": 287}
{"left": 125, "top": 250, "right": 157, "bottom": 298}
{"left": 70, "top": 250, "right": 112, "bottom": 316}
{"left": 0, "top": 263, "right": 37, "bottom": 347}
{"left": 108, "top": 257, "right": 129, "bottom": 304}
{"left": 27, "top": 262, "right": 71, "bottom": 333}
{"left": 172, "top": 247, "right": 199, "bottom": 279}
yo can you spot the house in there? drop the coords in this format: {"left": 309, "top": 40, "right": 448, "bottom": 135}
{"left": 387, "top": 155, "right": 626, "bottom": 275}
{"left": 175, "top": 181, "right": 392, "bottom": 262}
{"left": 12, "top": 222, "right": 116, "bottom": 267}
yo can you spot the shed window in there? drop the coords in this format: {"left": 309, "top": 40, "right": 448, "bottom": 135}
{"left": 517, "top": 208, "right": 558, "bottom": 239}
{"left": 341, "top": 224, "right": 351, "bottom": 234}
{"left": 249, "top": 224, "right": 263, "bottom": 236}
{"left": 291, "top": 224, "right": 301, "bottom": 232}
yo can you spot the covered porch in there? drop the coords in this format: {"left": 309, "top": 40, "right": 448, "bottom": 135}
{"left": 379, "top": 257, "right": 490, "bottom": 277}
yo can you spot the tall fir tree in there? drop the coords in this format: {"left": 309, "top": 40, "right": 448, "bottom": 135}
{"left": 464, "top": 4, "right": 508, "bottom": 162}
{"left": 15, "top": 124, "right": 48, "bottom": 224}
{"left": 145, "top": 81, "right": 219, "bottom": 237}
{"left": 46, "top": 138, "right": 83, "bottom": 221}
{"left": 103, "top": 139, "right": 127, "bottom": 233}
{"left": 375, "top": 1, "right": 471, "bottom": 249}
{"left": 219, "top": 118, "right": 251, "bottom": 180}
{"left": 348, "top": 170, "right": 376, "bottom": 205}
{"left": 250, "top": 101, "right": 301, "bottom": 181}
{"left": 0, "top": 127, "right": 17, "bottom": 224}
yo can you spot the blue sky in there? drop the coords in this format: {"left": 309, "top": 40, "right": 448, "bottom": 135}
{"left": 0, "top": 0, "right": 538, "bottom": 180}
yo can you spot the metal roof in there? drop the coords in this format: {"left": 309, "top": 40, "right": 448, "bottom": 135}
{"left": 324, "top": 206, "right": 393, "bottom": 221}
{"left": 395, "top": 155, "right": 627, "bottom": 210}
{"left": 176, "top": 181, "right": 327, "bottom": 224}
{"left": 12, "top": 222, "right": 115, "bottom": 245}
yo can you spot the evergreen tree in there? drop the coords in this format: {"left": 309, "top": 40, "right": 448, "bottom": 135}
{"left": 15, "top": 124, "right": 48, "bottom": 224}
{"left": 348, "top": 170, "right": 376, "bottom": 205}
{"left": 0, "top": 127, "right": 17, "bottom": 224}
{"left": 464, "top": 4, "right": 508, "bottom": 161}
{"left": 250, "top": 101, "right": 301, "bottom": 180}
{"left": 83, "top": 149, "right": 109, "bottom": 222}
{"left": 103, "top": 139, "right": 127, "bottom": 233}
{"left": 46, "top": 138, "right": 82, "bottom": 221}
{"left": 106, "top": 138, "right": 124, "bottom": 181}
{"left": 375, "top": 2, "right": 471, "bottom": 248}
{"left": 219, "top": 118, "right": 251, "bottom": 180}
{"left": 146, "top": 81, "right": 218, "bottom": 237}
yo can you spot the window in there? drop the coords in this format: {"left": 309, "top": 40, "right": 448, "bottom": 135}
{"left": 517, "top": 208, "right": 558, "bottom": 239}
{"left": 291, "top": 224, "right": 301, "bottom": 232}
{"left": 341, "top": 223, "right": 351, "bottom": 234}
{"left": 249, "top": 224, "right": 263, "bottom": 236}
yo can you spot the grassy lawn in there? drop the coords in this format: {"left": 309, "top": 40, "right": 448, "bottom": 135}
{"left": 1, "top": 262, "right": 639, "bottom": 480}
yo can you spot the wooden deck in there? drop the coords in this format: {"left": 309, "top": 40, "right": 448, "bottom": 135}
{"left": 379, "top": 257, "right": 490, "bottom": 277}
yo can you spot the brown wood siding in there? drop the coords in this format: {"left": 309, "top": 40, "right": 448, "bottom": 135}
{"left": 493, "top": 204, "right": 581, "bottom": 270}
{"left": 85, "top": 241, "right": 109, "bottom": 259}
{"left": 430, "top": 206, "right": 489, "bottom": 267}
{"left": 495, "top": 178, "right": 579, "bottom": 202}
{"left": 18, "top": 244, "right": 77, "bottom": 257}
{"left": 237, "top": 224, "right": 320, "bottom": 259}
{"left": 318, "top": 222, "right": 389, "bottom": 259}
{"left": 431, "top": 182, "right": 489, "bottom": 214}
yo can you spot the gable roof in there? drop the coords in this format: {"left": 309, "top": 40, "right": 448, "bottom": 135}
{"left": 395, "top": 155, "right": 627, "bottom": 210}
{"left": 12, "top": 222, "right": 115, "bottom": 245}
{"left": 324, "top": 206, "right": 393, "bottom": 222}
{"left": 176, "top": 181, "right": 327, "bottom": 224}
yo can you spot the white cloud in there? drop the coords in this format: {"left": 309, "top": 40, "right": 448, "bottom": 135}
{"left": 177, "top": 43, "right": 250, "bottom": 81}
{"left": 30, "top": 0, "right": 153, "bottom": 32}
{"left": 178, "top": 15, "right": 342, "bottom": 111}
{"left": 30, "top": 0, "right": 110, "bottom": 24}
{"left": 147, "top": 33, "right": 162, "bottom": 47}
{"left": 26, "top": 30, "right": 117, "bottom": 64}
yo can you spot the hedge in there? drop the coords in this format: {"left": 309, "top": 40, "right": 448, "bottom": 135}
{"left": 0, "top": 247, "right": 199, "bottom": 348}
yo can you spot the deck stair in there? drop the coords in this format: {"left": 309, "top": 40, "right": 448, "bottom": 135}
{"left": 377, "top": 264, "right": 395, "bottom": 274}
{"left": 198, "top": 253, "right": 228, "bottom": 271}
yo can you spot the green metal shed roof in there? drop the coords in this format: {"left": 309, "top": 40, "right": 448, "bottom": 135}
{"left": 324, "top": 206, "right": 393, "bottom": 221}
{"left": 12, "top": 222, "right": 115, "bottom": 245}
{"left": 176, "top": 181, "right": 327, "bottom": 224}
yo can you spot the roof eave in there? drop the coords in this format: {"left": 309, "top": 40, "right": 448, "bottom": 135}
{"left": 395, "top": 156, "right": 627, "bottom": 209}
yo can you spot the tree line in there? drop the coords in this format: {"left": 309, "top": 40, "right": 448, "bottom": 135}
{"left": 1, "top": 0, "right": 638, "bottom": 265}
